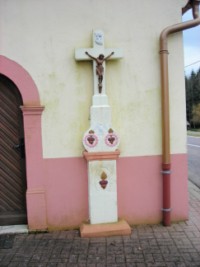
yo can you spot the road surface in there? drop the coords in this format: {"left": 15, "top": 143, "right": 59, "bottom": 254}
{"left": 187, "top": 135, "right": 200, "bottom": 188}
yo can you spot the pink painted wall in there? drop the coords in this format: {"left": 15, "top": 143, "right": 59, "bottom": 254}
{"left": 44, "top": 158, "right": 88, "bottom": 229}
{"left": 117, "top": 154, "right": 188, "bottom": 225}
{"left": 43, "top": 154, "right": 188, "bottom": 229}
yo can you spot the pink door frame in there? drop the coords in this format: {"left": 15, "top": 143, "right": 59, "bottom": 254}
{"left": 0, "top": 56, "right": 47, "bottom": 230}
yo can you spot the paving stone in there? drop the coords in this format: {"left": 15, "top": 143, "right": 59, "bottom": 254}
{"left": 1, "top": 182, "right": 200, "bottom": 266}
{"left": 0, "top": 235, "right": 16, "bottom": 249}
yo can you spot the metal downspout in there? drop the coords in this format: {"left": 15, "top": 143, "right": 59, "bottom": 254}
{"left": 159, "top": 1, "right": 200, "bottom": 226}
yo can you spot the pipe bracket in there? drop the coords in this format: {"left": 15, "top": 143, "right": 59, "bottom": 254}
{"left": 159, "top": 50, "right": 169, "bottom": 54}
{"left": 162, "top": 208, "right": 172, "bottom": 212}
{"left": 161, "top": 170, "right": 172, "bottom": 174}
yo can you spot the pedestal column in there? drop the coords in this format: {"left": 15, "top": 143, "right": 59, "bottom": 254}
{"left": 76, "top": 30, "right": 131, "bottom": 237}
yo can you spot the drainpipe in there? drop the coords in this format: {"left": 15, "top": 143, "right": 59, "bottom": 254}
{"left": 159, "top": 0, "right": 200, "bottom": 226}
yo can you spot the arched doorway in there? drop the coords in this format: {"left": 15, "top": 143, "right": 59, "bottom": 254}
{"left": 0, "top": 74, "right": 27, "bottom": 225}
{"left": 0, "top": 56, "right": 46, "bottom": 230}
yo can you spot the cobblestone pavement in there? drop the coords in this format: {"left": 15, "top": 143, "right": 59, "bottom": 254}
{"left": 0, "top": 181, "right": 200, "bottom": 267}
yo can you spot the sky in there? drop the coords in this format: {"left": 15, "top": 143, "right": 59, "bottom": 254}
{"left": 182, "top": 9, "right": 200, "bottom": 76}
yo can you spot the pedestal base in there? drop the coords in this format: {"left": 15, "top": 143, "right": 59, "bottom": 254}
{"left": 83, "top": 150, "right": 120, "bottom": 224}
{"left": 80, "top": 219, "right": 131, "bottom": 238}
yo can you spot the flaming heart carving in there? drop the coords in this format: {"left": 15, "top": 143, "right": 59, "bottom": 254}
{"left": 99, "top": 171, "right": 108, "bottom": 189}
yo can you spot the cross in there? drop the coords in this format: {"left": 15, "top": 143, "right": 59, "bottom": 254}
{"left": 75, "top": 30, "right": 123, "bottom": 96}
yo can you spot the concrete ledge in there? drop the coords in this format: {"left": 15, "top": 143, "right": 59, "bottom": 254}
{"left": 83, "top": 150, "right": 120, "bottom": 161}
{"left": 80, "top": 219, "right": 131, "bottom": 238}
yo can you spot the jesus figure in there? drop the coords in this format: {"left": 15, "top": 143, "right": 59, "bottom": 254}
{"left": 85, "top": 51, "right": 114, "bottom": 93}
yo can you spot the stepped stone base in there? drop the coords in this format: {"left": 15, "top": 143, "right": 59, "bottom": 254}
{"left": 80, "top": 219, "right": 131, "bottom": 238}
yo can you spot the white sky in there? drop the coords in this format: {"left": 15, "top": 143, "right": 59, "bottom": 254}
{"left": 182, "top": 9, "right": 200, "bottom": 76}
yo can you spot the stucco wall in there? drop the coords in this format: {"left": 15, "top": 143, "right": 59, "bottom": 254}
{"left": 0, "top": 0, "right": 187, "bottom": 158}
{"left": 0, "top": 0, "right": 189, "bottom": 229}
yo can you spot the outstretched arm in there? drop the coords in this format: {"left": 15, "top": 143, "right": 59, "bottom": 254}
{"left": 85, "top": 51, "right": 96, "bottom": 60}
{"left": 104, "top": 52, "right": 114, "bottom": 60}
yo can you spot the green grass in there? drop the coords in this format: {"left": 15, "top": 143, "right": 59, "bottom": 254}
{"left": 187, "top": 129, "right": 200, "bottom": 137}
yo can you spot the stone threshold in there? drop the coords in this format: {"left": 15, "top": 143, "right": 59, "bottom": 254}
{"left": 0, "top": 225, "right": 28, "bottom": 235}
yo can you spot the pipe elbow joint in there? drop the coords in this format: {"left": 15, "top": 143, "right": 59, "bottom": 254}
{"left": 192, "top": 2, "right": 200, "bottom": 18}
{"left": 182, "top": 0, "right": 200, "bottom": 18}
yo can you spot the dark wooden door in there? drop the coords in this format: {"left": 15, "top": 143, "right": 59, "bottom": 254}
{"left": 0, "top": 74, "right": 27, "bottom": 225}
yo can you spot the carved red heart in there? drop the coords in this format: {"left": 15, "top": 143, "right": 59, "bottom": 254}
{"left": 108, "top": 135, "right": 115, "bottom": 144}
{"left": 99, "top": 180, "right": 108, "bottom": 189}
{"left": 87, "top": 135, "right": 95, "bottom": 144}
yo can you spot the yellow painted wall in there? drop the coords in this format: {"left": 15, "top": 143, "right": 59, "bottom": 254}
{"left": 0, "top": 0, "right": 187, "bottom": 158}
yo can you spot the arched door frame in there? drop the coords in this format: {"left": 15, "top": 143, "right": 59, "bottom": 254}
{"left": 0, "top": 56, "right": 47, "bottom": 230}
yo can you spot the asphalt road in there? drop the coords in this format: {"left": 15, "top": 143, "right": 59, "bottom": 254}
{"left": 187, "top": 135, "right": 200, "bottom": 188}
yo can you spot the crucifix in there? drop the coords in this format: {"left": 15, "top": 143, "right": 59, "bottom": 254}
{"left": 75, "top": 30, "right": 123, "bottom": 96}
{"left": 75, "top": 31, "right": 130, "bottom": 237}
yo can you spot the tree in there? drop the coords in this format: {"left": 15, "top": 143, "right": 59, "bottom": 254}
{"left": 185, "top": 68, "right": 200, "bottom": 128}
{"left": 192, "top": 103, "right": 200, "bottom": 128}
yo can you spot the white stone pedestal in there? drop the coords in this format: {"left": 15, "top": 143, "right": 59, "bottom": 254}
{"left": 75, "top": 30, "right": 131, "bottom": 237}
{"left": 82, "top": 150, "right": 131, "bottom": 238}
{"left": 84, "top": 151, "right": 120, "bottom": 224}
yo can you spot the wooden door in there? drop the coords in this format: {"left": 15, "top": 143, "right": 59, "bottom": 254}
{"left": 0, "top": 74, "right": 27, "bottom": 225}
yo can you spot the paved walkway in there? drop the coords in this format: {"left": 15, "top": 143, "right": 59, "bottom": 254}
{"left": 0, "top": 181, "right": 200, "bottom": 267}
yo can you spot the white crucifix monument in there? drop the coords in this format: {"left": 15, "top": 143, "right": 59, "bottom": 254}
{"left": 75, "top": 30, "right": 131, "bottom": 237}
